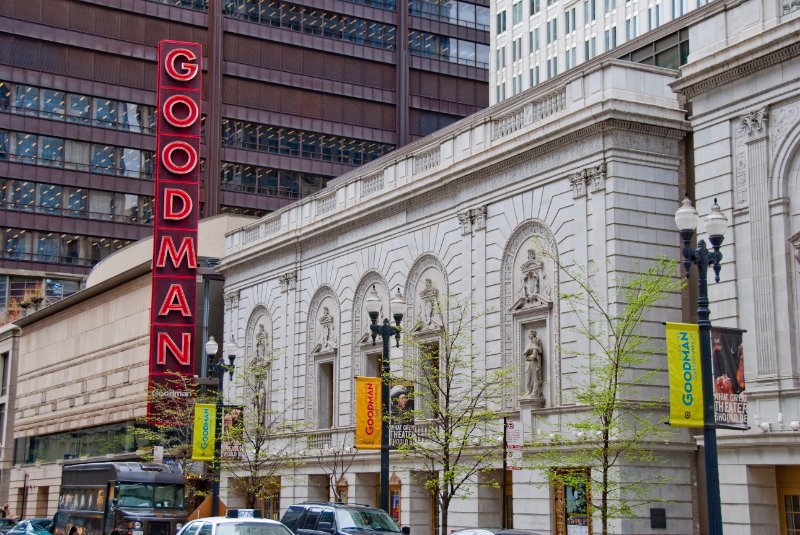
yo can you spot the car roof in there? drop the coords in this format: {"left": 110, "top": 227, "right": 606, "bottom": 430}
{"left": 191, "top": 518, "right": 286, "bottom": 525}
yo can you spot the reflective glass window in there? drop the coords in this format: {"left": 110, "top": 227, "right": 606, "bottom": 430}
{"left": 0, "top": 82, "right": 9, "bottom": 111}
{"left": 89, "top": 191, "right": 115, "bottom": 220}
{"left": 120, "top": 103, "right": 143, "bottom": 133}
{"left": 64, "top": 188, "right": 88, "bottom": 217}
{"left": 66, "top": 94, "right": 91, "bottom": 124}
{"left": 36, "top": 233, "right": 60, "bottom": 263}
{"left": 0, "top": 131, "right": 7, "bottom": 160}
{"left": 94, "top": 98, "right": 119, "bottom": 128}
{"left": 38, "top": 136, "right": 64, "bottom": 167}
{"left": 90, "top": 145, "right": 117, "bottom": 174}
{"left": 59, "top": 237, "right": 81, "bottom": 265}
{"left": 3, "top": 229, "right": 30, "bottom": 260}
{"left": 14, "top": 85, "right": 39, "bottom": 115}
{"left": 37, "top": 184, "right": 62, "bottom": 215}
{"left": 8, "top": 180, "right": 35, "bottom": 211}
{"left": 13, "top": 132, "right": 38, "bottom": 164}
{"left": 41, "top": 89, "right": 65, "bottom": 119}
{"left": 121, "top": 148, "right": 142, "bottom": 178}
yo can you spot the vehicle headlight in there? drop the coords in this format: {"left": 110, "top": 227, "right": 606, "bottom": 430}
{"left": 133, "top": 522, "right": 142, "bottom": 529}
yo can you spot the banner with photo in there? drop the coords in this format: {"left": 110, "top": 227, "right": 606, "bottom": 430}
{"left": 665, "top": 322, "right": 704, "bottom": 428}
{"left": 390, "top": 383, "right": 414, "bottom": 449}
{"left": 221, "top": 404, "right": 244, "bottom": 460}
{"left": 711, "top": 326, "right": 747, "bottom": 430}
{"left": 355, "top": 376, "right": 381, "bottom": 449}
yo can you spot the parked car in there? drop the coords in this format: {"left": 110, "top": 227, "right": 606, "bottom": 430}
{"left": 280, "top": 502, "right": 410, "bottom": 535}
{"left": 0, "top": 519, "right": 17, "bottom": 535}
{"left": 7, "top": 519, "right": 53, "bottom": 535}
{"left": 451, "top": 529, "right": 544, "bottom": 535}
{"left": 177, "top": 509, "right": 292, "bottom": 535}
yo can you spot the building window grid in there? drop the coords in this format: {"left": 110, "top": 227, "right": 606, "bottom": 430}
{"left": 531, "top": 28, "right": 541, "bottom": 51}
{"left": 0, "top": 130, "right": 156, "bottom": 181}
{"left": 409, "top": 30, "right": 490, "bottom": 68}
{"left": 604, "top": 0, "right": 617, "bottom": 12}
{"left": 0, "top": 81, "right": 158, "bottom": 135}
{"left": 408, "top": 0, "right": 490, "bottom": 30}
{"left": 221, "top": 119, "right": 394, "bottom": 167}
{"left": 224, "top": 0, "right": 398, "bottom": 50}
{"left": 584, "top": 0, "right": 597, "bottom": 22}
{"left": 625, "top": 15, "right": 638, "bottom": 40}
{"left": 604, "top": 25, "right": 617, "bottom": 50}
{"left": 0, "top": 179, "right": 154, "bottom": 226}
{"left": 565, "top": 45, "right": 577, "bottom": 69}
{"left": 2, "top": 228, "right": 133, "bottom": 269}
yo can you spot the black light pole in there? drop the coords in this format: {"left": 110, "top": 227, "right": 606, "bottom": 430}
{"left": 674, "top": 195, "right": 729, "bottom": 535}
{"left": 206, "top": 335, "right": 237, "bottom": 517}
{"left": 366, "top": 285, "right": 405, "bottom": 514}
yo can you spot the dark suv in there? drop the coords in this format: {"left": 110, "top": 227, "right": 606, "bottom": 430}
{"left": 280, "top": 503, "right": 409, "bottom": 535}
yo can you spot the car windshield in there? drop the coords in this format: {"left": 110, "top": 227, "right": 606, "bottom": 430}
{"left": 336, "top": 509, "right": 400, "bottom": 533}
{"left": 216, "top": 523, "right": 292, "bottom": 535}
{"left": 117, "top": 483, "right": 185, "bottom": 508}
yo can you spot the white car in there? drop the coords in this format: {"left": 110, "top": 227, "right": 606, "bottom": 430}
{"left": 177, "top": 511, "right": 293, "bottom": 535}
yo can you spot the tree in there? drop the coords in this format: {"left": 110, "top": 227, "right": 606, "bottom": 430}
{"left": 314, "top": 430, "right": 358, "bottom": 502}
{"left": 525, "top": 256, "right": 682, "bottom": 535}
{"left": 397, "top": 296, "right": 512, "bottom": 535}
{"left": 132, "top": 373, "right": 211, "bottom": 512}
{"left": 220, "top": 350, "right": 303, "bottom": 511}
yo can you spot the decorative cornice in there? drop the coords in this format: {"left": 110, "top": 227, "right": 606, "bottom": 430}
{"left": 676, "top": 41, "right": 800, "bottom": 99}
{"left": 222, "top": 118, "right": 686, "bottom": 272}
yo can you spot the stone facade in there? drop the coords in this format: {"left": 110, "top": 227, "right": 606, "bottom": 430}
{"left": 672, "top": 1, "right": 800, "bottom": 533}
{"left": 221, "top": 59, "right": 695, "bottom": 534}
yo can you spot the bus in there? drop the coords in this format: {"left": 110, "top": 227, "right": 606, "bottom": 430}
{"left": 54, "top": 462, "right": 187, "bottom": 535}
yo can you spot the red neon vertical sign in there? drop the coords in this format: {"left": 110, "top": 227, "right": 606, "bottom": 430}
{"left": 147, "top": 40, "right": 202, "bottom": 425}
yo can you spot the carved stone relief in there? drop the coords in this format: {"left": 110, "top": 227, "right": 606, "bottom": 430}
{"left": 501, "top": 220, "right": 560, "bottom": 409}
{"left": 305, "top": 287, "right": 341, "bottom": 422}
{"left": 789, "top": 231, "right": 800, "bottom": 264}
{"left": 279, "top": 272, "right": 297, "bottom": 293}
{"left": 568, "top": 163, "right": 606, "bottom": 199}
{"left": 405, "top": 255, "right": 448, "bottom": 335}
{"left": 456, "top": 206, "right": 488, "bottom": 235}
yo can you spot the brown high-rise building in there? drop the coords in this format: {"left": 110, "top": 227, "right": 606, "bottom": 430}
{"left": 0, "top": 0, "right": 489, "bottom": 317}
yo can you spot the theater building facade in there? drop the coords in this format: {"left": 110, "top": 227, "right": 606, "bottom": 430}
{"left": 219, "top": 57, "right": 696, "bottom": 534}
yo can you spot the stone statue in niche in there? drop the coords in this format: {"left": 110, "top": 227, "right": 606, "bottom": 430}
{"left": 419, "top": 278, "right": 440, "bottom": 326}
{"left": 254, "top": 323, "right": 269, "bottom": 361}
{"left": 318, "top": 306, "right": 336, "bottom": 351}
{"left": 523, "top": 329, "right": 545, "bottom": 400}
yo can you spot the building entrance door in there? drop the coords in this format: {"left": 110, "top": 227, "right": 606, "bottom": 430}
{"left": 777, "top": 466, "right": 800, "bottom": 535}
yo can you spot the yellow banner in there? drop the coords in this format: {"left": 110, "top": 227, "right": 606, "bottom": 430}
{"left": 192, "top": 403, "right": 216, "bottom": 460}
{"left": 666, "top": 322, "right": 704, "bottom": 428}
{"left": 355, "top": 377, "right": 381, "bottom": 449}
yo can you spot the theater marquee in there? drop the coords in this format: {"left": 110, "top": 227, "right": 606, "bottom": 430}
{"left": 148, "top": 40, "right": 202, "bottom": 425}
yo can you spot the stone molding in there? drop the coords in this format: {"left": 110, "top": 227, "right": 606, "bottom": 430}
{"left": 305, "top": 286, "right": 341, "bottom": 423}
{"left": 676, "top": 41, "right": 800, "bottom": 99}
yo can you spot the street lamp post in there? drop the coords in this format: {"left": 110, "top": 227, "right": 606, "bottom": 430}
{"left": 366, "top": 285, "right": 405, "bottom": 514}
{"left": 206, "top": 335, "right": 237, "bottom": 517}
{"left": 674, "top": 195, "right": 729, "bottom": 535}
